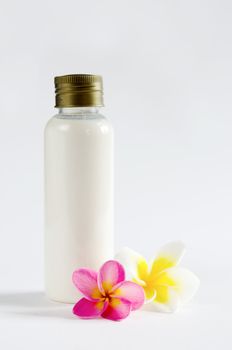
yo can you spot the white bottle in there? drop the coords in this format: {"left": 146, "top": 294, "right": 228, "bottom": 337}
{"left": 44, "top": 74, "right": 114, "bottom": 303}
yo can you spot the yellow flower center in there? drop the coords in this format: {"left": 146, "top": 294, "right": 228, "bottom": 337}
{"left": 135, "top": 257, "right": 177, "bottom": 303}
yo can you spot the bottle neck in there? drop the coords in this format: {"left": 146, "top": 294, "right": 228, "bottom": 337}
{"left": 58, "top": 107, "right": 100, "bottom": 115}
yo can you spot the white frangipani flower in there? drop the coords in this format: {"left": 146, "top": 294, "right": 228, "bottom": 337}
{"left": 115, "top": 241, "right": 200, "bottom": 313}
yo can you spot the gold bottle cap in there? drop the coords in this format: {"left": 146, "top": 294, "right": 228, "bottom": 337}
{"left": 54, "top": 74, "right": 104, "bottom": 108}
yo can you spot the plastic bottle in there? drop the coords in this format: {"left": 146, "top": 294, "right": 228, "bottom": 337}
{"left": 44, "top": 74, "right": 113, "bottom": 302}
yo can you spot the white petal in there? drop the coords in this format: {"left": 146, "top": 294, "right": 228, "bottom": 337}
{"left": 143, "top": 289, "right": 181, "bottom": 313}
{"left": 115, "top": 247, "right": 146, "bottom": 285}
{"left": 144, "top": 289, "right": 157, "bottom": 304}
{"left": 165, "top": 267, "right": 200, "bottom": 304}
{"left": 150, "top": 241, "right": 186, "bottom": 269}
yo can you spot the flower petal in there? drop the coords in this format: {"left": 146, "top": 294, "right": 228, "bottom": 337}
{"left": 98, "top": 260, "right": 125, "bottom": 293}
{"left": 73, "top": 298, "right": 107, "bottom": 319}
{"left": 162, "top": 267, "right": 200, "bottom": 304}
{"left": 115, "top": 247, "right": 148, "bottom": 285}
{"left": 101, "top": 298, "right": 131, "bottom": 321}
{"left": 143, "top": 286, "right": 157, "bottom": 302}
{"left": 112, "top": 281, "right": 145, "bottom": 310}
{"left": 72, "top": 268, "right": 102, "bottom": 301}
{"left": 144, "top": 289, "right": 181, "bottom": 313}
{"left": 144, "top": 267, "right": 199, "bottom": 312}
{"left": 150, "top": 241, "right": 186, "bottom": 277}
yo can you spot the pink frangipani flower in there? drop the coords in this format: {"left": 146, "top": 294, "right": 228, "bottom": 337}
{"left": 72, "top": 260, "right": 145, "bottom": 321}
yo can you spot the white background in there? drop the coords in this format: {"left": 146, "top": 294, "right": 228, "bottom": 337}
{"left": 0, "top": 0, "right": 231, "bottom": 348}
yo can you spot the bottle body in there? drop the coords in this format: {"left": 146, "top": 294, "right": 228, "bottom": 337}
{"left": 44, "top": 107, "right": 114, "bottom": 303}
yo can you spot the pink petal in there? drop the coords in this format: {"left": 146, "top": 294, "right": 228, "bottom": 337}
{"left": 101, "top": 298, "right": 131, "bottom": 321}
{"left": 72, "top": 268, "right": 102, "bottom": 301}
{"left": 73, "top": 298, "right": 107, "bottom": 319}
{"left": 112, "top": 281, "right": 145, "bottom": 310}
{"left": 98, "top": 260, "right": 125, "bottom": 293}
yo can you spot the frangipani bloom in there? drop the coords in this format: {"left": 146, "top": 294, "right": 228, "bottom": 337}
{"left": 116, "top": 241, "right": 200, "bottom": 313}
{"left": 72, "top": 260, "right": 145, "bottom": 321}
